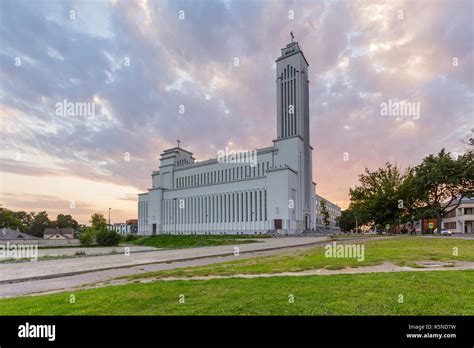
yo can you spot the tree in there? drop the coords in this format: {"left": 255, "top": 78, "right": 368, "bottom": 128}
{"left": 337, "top": 208, "right": 357, "bottom": 232}
{"left": 320, "top": 200, "right": 330, "bottom": 228}
{"left": 80, "top": 213, "right": 119, "bottom": 246}
{"left": 349, "top": 163, "right": 409, "bottom": 228}
{"left": 55, "top": 214, "right": 79, "bottom": 230}
{"left": 79, "top": 227, "right": 95, "bottom": 246}
{"left": 90, "top": 213, "right": 107, "bottom": 230}
{"left": 29, "top": 211, "right": 51, "bottom": 237}
{"left": 11, "top": 211, "right": 34, "bottom": 230}
{"left": 412, "top": 149, "right": 474, "bottom": 233}
{"left": 0, "top": 208, "right": 28, "bottom": 232}
{"left": 461, "top": 128, "right": 473, "bottom": 147}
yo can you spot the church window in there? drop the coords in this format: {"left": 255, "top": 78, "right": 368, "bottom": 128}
{"left": 263, "top": 190, "right": 267, "bottom": 221}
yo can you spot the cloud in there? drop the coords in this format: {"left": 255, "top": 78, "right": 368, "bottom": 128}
{"left": 0, "top": 0, "right": 472, "bottom": 221}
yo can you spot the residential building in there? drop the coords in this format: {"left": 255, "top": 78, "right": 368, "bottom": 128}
{"left": 442, "top": 196, "right": 474, "bottom": 233}
{"left": 315, "top": 194, "right": 341, "bottom": 231}
{"left": 43, "top": 228, "right": 75, "bottom": 240}
{"left": 0, "top": 228, "right": 40, "bottom": 240}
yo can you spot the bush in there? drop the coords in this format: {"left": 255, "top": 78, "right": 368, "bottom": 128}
{"left": 79, "top": 228, "right": 96, "bottom": 246}
{"left": 122, "top": 234, "right": 140, "bottom": 242}
{"left": 96, "top": 229, "right": 121, "bottom": 246}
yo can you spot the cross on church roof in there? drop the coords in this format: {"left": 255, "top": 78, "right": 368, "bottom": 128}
{"left": 176, "top": 139, "right": 181, "bottom": 148}
{"left": 290, "top": 31, "right": 294, "bottom": 43}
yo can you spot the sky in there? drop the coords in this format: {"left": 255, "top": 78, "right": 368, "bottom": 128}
{"left": 0, "top": 0, "right": 473, "bottom": 225}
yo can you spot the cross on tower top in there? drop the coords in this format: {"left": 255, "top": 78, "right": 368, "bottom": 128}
{"left": 176, "top": 139, "right": 181, "bottom": 148}
{"left": 290, "top": 31, "right": 294, "bottom": 43}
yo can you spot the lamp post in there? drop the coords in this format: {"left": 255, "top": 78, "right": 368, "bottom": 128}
{"left": 108, "top": 208, "right": 111, "bottom": 226}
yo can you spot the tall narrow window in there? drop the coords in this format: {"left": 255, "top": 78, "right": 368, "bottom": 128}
{"left": 263, "top": 190, "right": 267, "bottom": 221}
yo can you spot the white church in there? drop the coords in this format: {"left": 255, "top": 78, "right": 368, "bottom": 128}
{"left": 138, "top": 37, "right": 339, "bottom": 235}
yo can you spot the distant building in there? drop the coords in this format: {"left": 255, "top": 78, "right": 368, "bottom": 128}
{"left": 0, "top": 228, "right": 40, "bottom": 240}
{"left": 442, "top": 196, "right": 474, "bottom": 233}
{"left": 43, "top": 228, "right": 75, "bottom": 239}
{"left": 315, "top": 194, "right": 341, "bottom": 231}
{"left": 108, "top": 219, "right": 138, "bottom": 235}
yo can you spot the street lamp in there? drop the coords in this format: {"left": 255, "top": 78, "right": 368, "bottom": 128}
{"left": 108, "top": 208, "right": 111, "bottom": 226}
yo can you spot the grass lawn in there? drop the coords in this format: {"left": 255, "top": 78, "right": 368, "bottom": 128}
{"left": 130, "top": 234, "right": 267, "bottom": 249}
{"left": 1, "top": 270, "right": 473, "bottom": 315}
{"left": 332, "top": 234, "right": 391, "bottom": 238}
{"left": 127, "top": 236, "right": 474, "bottom": 280}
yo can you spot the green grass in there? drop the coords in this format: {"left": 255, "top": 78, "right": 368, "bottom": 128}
{"left": 130, "top": 234, "right": 267, "bottom": 249}
{"left": 127, "top": 236, "right": 474, "bottom": 279}
{"left": 332, "top": 234, "right": 391, "bottom": 238}
{"left": 1, "top": 271, "right": 473, "bottom": 315}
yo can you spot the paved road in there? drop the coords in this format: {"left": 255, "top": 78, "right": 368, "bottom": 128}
{"left": 0, "top": 237, "right": 326, "bottom": 285}
{"left": 0, "top": 241, "right": 334, "bottom": 298}
{"left": 35, "top": 245, "right": 157, "bottom": 257}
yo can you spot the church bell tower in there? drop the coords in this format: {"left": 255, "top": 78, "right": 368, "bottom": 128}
{"left": 274, "top": 33, "right": 313, "bottom": 229}
{"left": 275, "top": 33, "right": 310, "bottom": 145}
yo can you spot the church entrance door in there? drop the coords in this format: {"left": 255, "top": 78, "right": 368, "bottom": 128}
{"left": 274, "top": 219, "right": 282, "bottom": 230}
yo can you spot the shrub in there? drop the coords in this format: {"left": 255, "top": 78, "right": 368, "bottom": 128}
{"left": 96, "top": 229, "right": 121, "bottom": 246}
{"left": 122, "top": 234, "right": 140, "bottom": 242}
{"left": 79, "top": 228, "right": 96, "bottom": 246}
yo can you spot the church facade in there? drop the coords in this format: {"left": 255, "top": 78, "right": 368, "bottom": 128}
{"left": 138, "top": 38, "right": 321, "bottom": 235}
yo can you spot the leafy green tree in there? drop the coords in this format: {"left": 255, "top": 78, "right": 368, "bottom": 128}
{"left": 90, "top": 213, "right": 107, "bottom": 230}
{"left": 29, "top": 211, "right": 52, "bottom": 237}
{"left": 412, "top": 149, "right": 474, "bottom": 233}
{"left": 79, "top": 227, "right": 96, "bottom": 246}
{"left": 11, "top": 211, "right": 34, "bottom": 230}
{"left": 320, "top": 200, "right": 330, "bottom": 228}
{"left": 337, "top": 208, "right": 357, "bottom": 232}
{"left": 80, "top": 213, "right": 117, "bottom": 246}
{"left": 0, "top": 208, "right": 28, "bottom": 232}
{"left": 349, "top": 163, "right": 408, "bottom": 228}
{"left": 55, "top": 214, "right": 79, "bottom": 230}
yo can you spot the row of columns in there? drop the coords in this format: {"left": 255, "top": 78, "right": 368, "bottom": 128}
{"left": 162, "top": 189, "right": 267, "bottom": 230}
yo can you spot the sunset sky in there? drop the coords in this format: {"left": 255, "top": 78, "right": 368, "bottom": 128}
{"left": 1, "top": 0, "right": 472, "bottom": 224}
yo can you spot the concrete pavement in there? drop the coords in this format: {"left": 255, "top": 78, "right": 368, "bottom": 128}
{"left": 0, "top": 241, "right": 334, "bottom": 298}
{"left": 0, "top": 237, "right": 327, "bottom": 285}
{"left": 35, "top": 245, "right": 157, "bottom": 257}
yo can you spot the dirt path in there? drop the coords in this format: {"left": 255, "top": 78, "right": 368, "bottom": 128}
{"left": 149, "top": 261, "right": 474, "bottom": 281}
